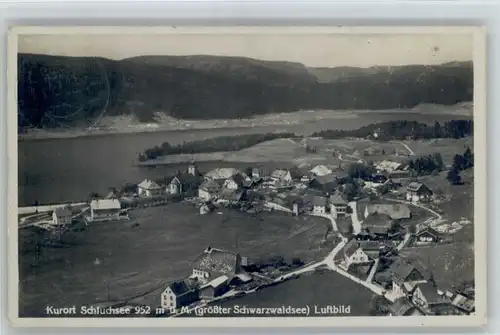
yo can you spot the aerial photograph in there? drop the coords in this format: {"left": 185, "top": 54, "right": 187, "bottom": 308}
{"left": 16, "top": 30, "right": 475, "bottom": 319}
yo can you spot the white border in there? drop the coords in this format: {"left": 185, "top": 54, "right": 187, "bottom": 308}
{"left": 6, "top": 25, "right": 487, "bottom": 328}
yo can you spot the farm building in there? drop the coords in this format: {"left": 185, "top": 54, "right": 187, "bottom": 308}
{"left": 198, "top": 180, "right": 221, "bottom": 201}
{"left": 223, "top": 174, "right": 247, "bottom": 190}
{"left": 388, "top": 258, "right": 427, "bottom": 299}
{"left": 360, "top": 213, "right": 398, "bottom": 240}
{"left": 411, "top": 282, "right": 449, "bottom": 313}
{"left": 311, "top": 196, "right": 327, "bottom": 214}
{"left": 217, "top": 189, "right": 245, "bottom": 204}
{"left": 406, "top": 182, "right": 433, "bottom": 203}
{"left": 191, "top": 246, "right": 242, "bottom": 283}
{"left": 376, "top": 160, "right": 403, "bottom": 173}
{"left": 161, "top": 279, "right": 199, "bottom": 311}
{"left": 137, "top": 179, "right": 162, "bottom": 197}
{"left": 388, "top": 298, "right": 425, "bottom": 316}
{"left": 90, "top": 199, "right": 122, "bottom": 222}
{"left": 52, "top": 207, "right": 72, "bottom": 226}
{"left": 363, "top": 203, "right": 411, "bottom": 220}
{"left": 309, "top": 173, "right": 338, "bottom": 194}
{"left": 328, "top": 191, "right": 348, "bottom": 219}
{"left": 415, "top": 227, "right": 441, "bottom": 244}
{"left": 205, "top": 168, "right": 241, "bottom": 180}
{"left": 199, "top": 275, "right": 230, "bottom": 300}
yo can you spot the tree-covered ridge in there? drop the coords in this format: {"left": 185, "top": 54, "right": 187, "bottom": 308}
{"left": 18, "top": 53, "right": 473, "bottom": 129}
{"left": 312, "top": 120, "right": 473, "bottom": 140}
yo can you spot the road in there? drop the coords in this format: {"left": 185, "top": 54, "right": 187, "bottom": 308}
{"left": 348, "top": 201, "right": 362, "bottom": 235}
{"left": 399, "top": 141, "right": 415, "bottom": 156}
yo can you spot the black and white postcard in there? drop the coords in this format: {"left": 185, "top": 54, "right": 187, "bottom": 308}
{"left": 7, "top": 26, "right": 487, "bottom": 328}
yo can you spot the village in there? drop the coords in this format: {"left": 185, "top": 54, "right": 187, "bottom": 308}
{"left": 18, "top": 137, "right": 475, "bottom": 318}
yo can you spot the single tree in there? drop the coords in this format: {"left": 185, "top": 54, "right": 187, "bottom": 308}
{"left": 446, "top": 169, "right": 462, "bottom": 185}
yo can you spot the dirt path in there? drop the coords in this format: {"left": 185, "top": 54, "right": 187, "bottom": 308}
{"left": 399, "top": 141, "right": 415, "bottom": 156}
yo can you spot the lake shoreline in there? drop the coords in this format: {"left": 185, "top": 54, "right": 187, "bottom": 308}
{"left": 18, "top": 105, "right": 472, "bottom": 142}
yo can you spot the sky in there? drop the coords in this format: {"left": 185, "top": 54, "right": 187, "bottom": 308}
{"left": 18, "top": 32, "right": 473, "bottom": 68}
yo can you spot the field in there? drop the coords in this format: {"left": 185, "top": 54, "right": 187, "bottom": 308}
{"left": 18, "top": 203, "right": 335, "bottom": 316}
{"left": 399, "top": 226, "right": 474, "bottom": 291}
{"left": 214, "top": 271, "right": 377, "bottom": 317}
{"left": 140, "top": 136, "right": 415, "bottom": 167}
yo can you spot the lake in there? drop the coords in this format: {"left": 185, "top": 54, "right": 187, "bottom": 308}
{"left": 18, "top": 112, "right": 469, "bottom": 206}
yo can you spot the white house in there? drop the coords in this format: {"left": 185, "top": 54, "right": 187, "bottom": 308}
{"left": 342, "top": 239, "right": 373, "bottom": 269}
{"left": 222, "top": 174, "right": 245, "bottom": 190}
{"left": 312, "top": 196, "right": 327, "bottom": 214}
{"left": 161, "top": 280, "right": 199, "bottom": 311}
{"left": 406, "top": 182, "right": 433, "bottom": 203}
{"left": 52, "top": 207, "right": 72, "bottom": 226}
{"left": 137, "top": 179, "right": 162, "bottom": 197}
{"left": 90, "top": 199, "right": 122, "bottom": 222}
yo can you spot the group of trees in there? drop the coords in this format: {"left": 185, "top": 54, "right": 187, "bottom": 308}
{"left": 138, "top": 132, "right": 296, "bottom": 161}
{"left": 447, "top": 147, "right": 474, "bottom": 185}
{"left": 312, "top": 120, "right": 473, "bottom": 141}
{"left": 407, "top": 153, "right": 445, "bottom": 176}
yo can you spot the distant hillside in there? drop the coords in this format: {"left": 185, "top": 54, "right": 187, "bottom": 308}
{"left": 18, "top": 53, "right": 473, "bottom": 129}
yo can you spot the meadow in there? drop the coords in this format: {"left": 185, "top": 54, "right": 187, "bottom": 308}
{"left": 18, "top": 203, "right": 334, "bottom": 316}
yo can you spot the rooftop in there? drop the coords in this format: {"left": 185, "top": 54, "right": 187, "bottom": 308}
{"left": 416, "top": 282, "right": 444, "bottom": 305}
{"left": 137, "top": 179, "right": 161, "bottom": 190}
{"left": 365, "top": 203, "right": 411, "bottom": 220}
{"left": 53, "top": 207, "right": 72, "bottom": 217}
{"left": 193, "top": 247, "right": 240, "bottom": 277}
{"left": 90, "top": 199, "right": 121, "bottom": 210}
{"left": 312, "top": 196, "right": 327, "bottom": 207}
{"left": 205, "top": 168, "right": 241, "bottom": 180}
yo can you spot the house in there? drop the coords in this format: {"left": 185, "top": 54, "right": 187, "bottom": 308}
{"left": 388, "top": 298, "right": 424, "bottom": 316}
{"left": 356, "top": 241, "right": 395, "bottom": 259}
{"left": 376, "top": 160, "right": 403, "bottom": 173}
{"left": 309, "top": 173, "right": 338, "bottom": 193}
{"left": 90, "top": 199, "right": 122, "bottom": 221}
{"left": 361, "top": 213, "right": 395, "bottom": 240}
{"left": 389, "top": 258, "right": 427, "bottom": 298}
{"left": 451, "top": 293, "right": 475, "bottom": 314}
{"left": 310, "top": 165, "right": 332, "bottom": 177}
{"left": 389, "top": 170, "right": 411, "bottom": 183}
{"left": 199, "top": 275, "right": 230, "bottom": 300}
{"left": 328, "top": 192, "right": 348, "bottom": 218}
{"left": 270, "top": 169, "right": 293, "bottom": 183}
{"left": 223, "top": 174, "right": 246, "bottom": 190}
{"left": 191, "top": 246, "right": 242, "bottom": 283}
{"left": 168, "top": 173, "right": 202, "bottom": 195}
{"left": 227, "top": 273, "right": 253, "bottom": 287}
{"left": 205, "top": 168, "right": 241, "bottom": 181}
{"left": 342, "top": 239, "right": 373, "bottom": 269}
{"left": 415, "top": 227, "right": 441, "bottom": 244}
{"left": 160, "top": 279, "right": 199, "bottom": 311}
{"left": 217, "top": 189, "right": 245, "bottom": 204}
{"left": 406, "top": 182, "right": 433, "bottom": 203}
{"left": 198, "top": 180, "right": 221, "bottom": 201}
{"left": 312, "top": 196, "right": 327, "bottom": 214}
{"left": 300, "top": 171, "right": 315, "bottom": 184}
{"left": 364, "top": 203, "right": 411, "bottom": 220}
{"left": 137, "top": 179, "right": 162, "bottom": 197}
{"left": 52, "top": 207, "right": 72, "bottom": 226}
{"left": 412, "top": 282, "right": 448, "bottom": 313}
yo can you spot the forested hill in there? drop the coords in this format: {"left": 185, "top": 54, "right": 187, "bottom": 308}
{"left": 18, "top": 53, "right": 473, "bottom": 129}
